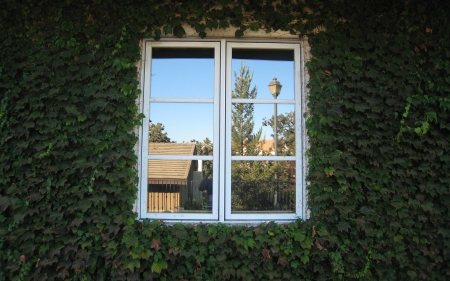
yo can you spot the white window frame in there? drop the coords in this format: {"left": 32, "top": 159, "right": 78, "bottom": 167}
{"left": 139, "top": 39, "right": 306, "bottom": 222}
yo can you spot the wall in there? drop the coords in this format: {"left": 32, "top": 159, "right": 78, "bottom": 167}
{"left": 0, "top": 1, "right": 449, "bottom": 280}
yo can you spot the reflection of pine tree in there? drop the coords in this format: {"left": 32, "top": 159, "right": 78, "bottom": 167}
{"left": 231, "top": 62, "right": 258, "bottom": 156}
{"left": 230, "top": 64, "right": 296, "bottom": 211}
{"left": 230, "top": 62, "right": 278, "bottom": 210}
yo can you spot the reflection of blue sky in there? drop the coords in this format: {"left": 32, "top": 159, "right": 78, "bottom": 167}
{"left": 150, "top": 58, "right": 294, "bottom": 143}
{"left": 151, "top": 58, "right": 214, "bottom": 98}
{"left": 150, "top": 103, "right": 214, "bottom": 143}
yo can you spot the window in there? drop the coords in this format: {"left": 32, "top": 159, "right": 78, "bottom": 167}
{"left": 139, "top": 39, "right": 306, "bottom": 222}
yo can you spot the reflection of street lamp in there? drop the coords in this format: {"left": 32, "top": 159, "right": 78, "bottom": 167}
{"left": 268, "top": 77, "right": 282, "bottom": 156}
{"left": 268, "top": 77, "right": 282, "bottom": 209}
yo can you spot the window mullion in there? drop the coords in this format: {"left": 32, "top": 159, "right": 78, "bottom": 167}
{"left": 219, "top": 39, "right": 227, "bottom": 222}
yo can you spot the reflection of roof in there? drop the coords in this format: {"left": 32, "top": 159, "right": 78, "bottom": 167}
{"left": 258, "top": 140, "right": 274, "bottom": 153}
{"left": 148, "top": 143, "right": 196, "bottom": 184}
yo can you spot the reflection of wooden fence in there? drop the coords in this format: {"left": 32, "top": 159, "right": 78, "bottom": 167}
{"left": 148, "top": 182, "right": 181, "bottom": 212}
{"left": 148, "top": 191, "right": 180, "bottom": 212}
{"left": 148, "top": 180, "right": 203, "bottom": 212}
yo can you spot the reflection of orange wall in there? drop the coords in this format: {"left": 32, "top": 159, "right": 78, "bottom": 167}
{"left": 148, "top": 192, "right": 180, "bottom": 212}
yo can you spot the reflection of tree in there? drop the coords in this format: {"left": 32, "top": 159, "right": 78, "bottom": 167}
{"left": 231, "top": 62, "right": 258, "bottom": 156}
{"left": 230, "top": 62, "right": 286, "bottom": 211}
{"left": 149, "top": 122, "right": 172, "bottom": 143}
{"left": 191, "top": 138, "right": 213, "bottom": 174}
{"left": 263, "top": 111, "right": 295, "bottom": 156}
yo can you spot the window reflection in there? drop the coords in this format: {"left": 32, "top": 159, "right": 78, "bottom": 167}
{"left": 231, "top": 161, "right": 296, "bottom": 213}
{"left": 232, "top": 50, "right": 295, "bottom": 100}
{"left": 231, "top": 103, "right": 295, "bottom": 156}
{"left": 151, "top": 48, "right": 215, "bottom": 99}
{"left": 148, "top": 159, "right": 213, "bottom": 213}
{"left": 149, "top": 103, "right": 213, "bottom": 149}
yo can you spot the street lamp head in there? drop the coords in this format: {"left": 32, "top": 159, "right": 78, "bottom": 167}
{"left": 268, "top": 77, "right": 282, "bottom": 98}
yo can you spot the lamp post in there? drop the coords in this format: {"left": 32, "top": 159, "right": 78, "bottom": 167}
{"left": 268, "top": 77, "right": 282, "bottom": 208}
{"left": 268, "top": 77, "right": 282, "bottom": 156}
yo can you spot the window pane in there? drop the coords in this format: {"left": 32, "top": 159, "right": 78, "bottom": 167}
{"left": 232, "top": 49, "right": 294, "bottom": 100}
{"left": 231, "top": 103, "right": 295, "bottom": 156}
{"left": 149, "top": 103, "right": 213, "bottom": 152}
{"left": 231, "top": 161, "right": 295, "bottom": 213}
{"left": 151, "top": 48, "right": 214, "bottom": 99}
{"left": 148, "top": 160, "right": 213, "bottom": 213}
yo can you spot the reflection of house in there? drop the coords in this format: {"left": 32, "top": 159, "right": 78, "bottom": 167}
{"left": 257, "top": 140, "right": 274, "bottom": 155}
{"left": 148, "top": 143, "right": 203, "bottom": 212}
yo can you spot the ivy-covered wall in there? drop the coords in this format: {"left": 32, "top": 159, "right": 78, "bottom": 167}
{"left": 1, "top": 0, "right": 449, "bottom": 280}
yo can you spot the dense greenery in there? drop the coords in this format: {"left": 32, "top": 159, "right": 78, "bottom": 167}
{"left": 149, "top": 122, "right": 172, "bottom": 143}
{"left": 1, "top": 0, "right": 449, "bottom": 280}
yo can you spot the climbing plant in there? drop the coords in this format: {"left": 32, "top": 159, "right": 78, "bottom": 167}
{"left": 0, "top": 0, "right": 449, "bottom": 280}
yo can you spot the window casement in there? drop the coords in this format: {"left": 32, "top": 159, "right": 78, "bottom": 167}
{"left": 139, "top": 39, "right": 306, "bottom": 222}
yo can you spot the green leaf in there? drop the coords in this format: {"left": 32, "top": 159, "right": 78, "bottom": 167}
{"left": 235, "top": 30, "right": 244, "bottom": 38}
{"left": 173, "top": 25, "right": 186, "bottom": 38}
{"left": 249, "top": 23, "right": 260, "bottom": 31}
{"left": 0, "top": 196, "right": 11, "bottom": 211}
{"left": 77, "top": 114, "right": 87, "bottom": 122}
{"left": 301, "top": 250, "right": 310, "bottom": 264}
{"left": 336, "top": 221, "right": 351, "bottom": 232}
{"left": 421, "top": 202, "right": 433, "bottom": 212}
{"left": 122, "top": 234, "right": 138, "bottom": 249}
{"left": 196, "top": 255, "right": 205, "bottom": 263}
{"left": 244, "top": 238, "right": 255, "bottom": 250}
{"left": 300, "top": 237, "right": 313, "bottom": 249}
{"left": 152, "top": 259, "right": 168, "bottom": 273}
{"left": 426, "top": 112, "right": 437, "bottom": 122}
{"left": 125, "top": 259, "right": 141, "bottom": 271}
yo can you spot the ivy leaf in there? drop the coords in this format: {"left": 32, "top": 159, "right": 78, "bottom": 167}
{"left": 196, "top": 255, "right": 205, "bottom": 263}
{"left": 235, "top": 30, "right": 244, "bottom": 38}
{"left": 249, "top": 23, "right": 259, "bottom": 31}
{"left": 301, "top": 250, "right": 310, "bottom": 264}
{"left": 0, "top": 196, "right": 11, "bottom": 211}
{"left": 300, "top": 237, "right": 313, "bottom": 249}
{"left": 173, "top": 25, "right": 186, "bottom": 38}
{"left": 112, "top": 58, "right": 123, "bottom": 71}
{"left": 421, "top": 202, "right": 433, "bottom": 212}
{"left": 122, "top": 234, "right": 138, "bottom": 249}
{"left": 243, "top": 238, "right": 255, "bottom": 250}
{"left": 219, "top": 20, "right": 229, "bottom": 29}
{"left": 151, "top": 259, "right": 168, "bottom": 273}
{"left": 151, "top": 239, "right": 161, "bottom": 251}
{"left": 336, "top": 221, "right": 351, "bottom": 232}
{"left": 125, "top": 259, "right": 140, "bottom": 271}
{"left": 163, "top": 24, "right": 172, "bottom": 35}
{"left": 77, "top": 114, "right": 87, "bottom": 122}
{"left": 426, "top": 112, "right": 437, "bottom": 122}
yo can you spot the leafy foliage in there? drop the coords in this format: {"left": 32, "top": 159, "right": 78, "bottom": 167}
{"left": 263, "top": 111, "right": 296, "bottom": 155}
{"left": 149, "top": 122, "right": 172, "bottom": 143}
{"left": 0, "top": 0, "right": 449, "bottom": 280}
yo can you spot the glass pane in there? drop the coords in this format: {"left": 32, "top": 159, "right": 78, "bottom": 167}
{"left": 151, "top": 48, "right": 214, "bottom": 98}
{"left": 231, "top": 161, "right": 295, "bottom": 213}
{"left": 147, "top": 160, "right": 213, "bottom": 213}
{"left": 231, "top": 103, "right": 295, "bottom": 156}
{"left": 232, "top": 49, "right": 294, "bottom": 100}
{"left": 149, "top": 103, "right": 213, "bottom": 153}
